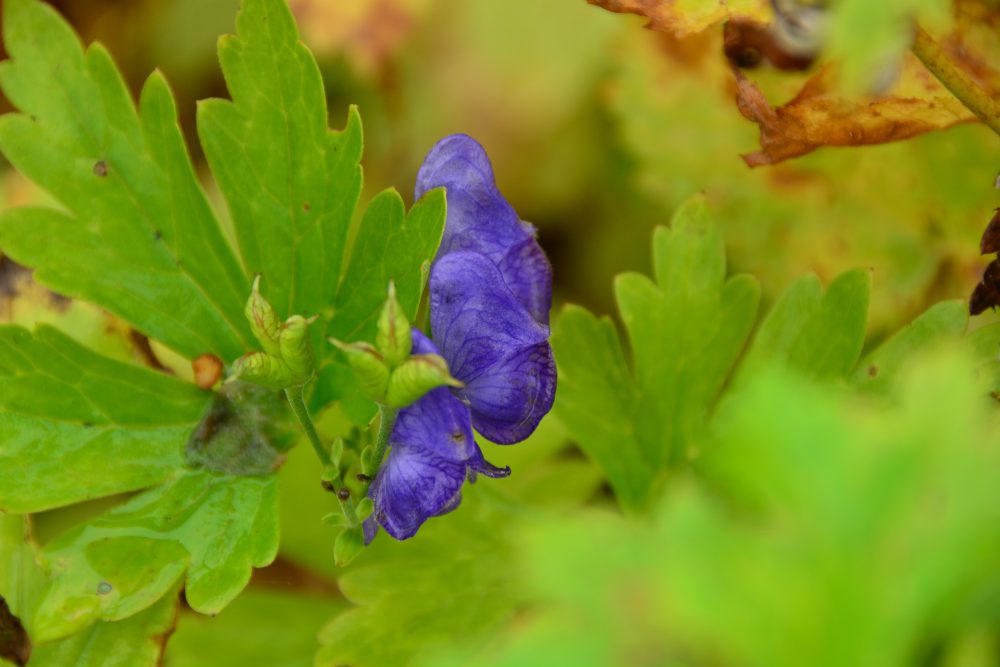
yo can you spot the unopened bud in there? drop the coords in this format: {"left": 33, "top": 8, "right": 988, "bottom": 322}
{"left": 245, "top": 275, "right": 281, "bottom": 355}
{"left": 334, "top": 526, "right": 365, "bottom": 566}
{"left": 230, "top": 351, "right": 293, "bottom": 390}
{"left": 385, "top": 354, "right": 463, "bottom": 408}
{"left": 376, "top": 282, "right": 411, "bottom": 368}
{"left": 330, "top": 339, "right": 390, "bottom": 401}
{"left": 278, "top": 315, "right": 316, "bottom": 385}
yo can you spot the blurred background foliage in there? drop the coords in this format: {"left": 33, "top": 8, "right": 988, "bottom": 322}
{"left": 1, "top": 0, "right": 999, "bottom": 665}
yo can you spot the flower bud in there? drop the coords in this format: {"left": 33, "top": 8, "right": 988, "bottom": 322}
{"left": 245, "top": 275, "right": 281, "bottom": 355}
{"left": 330, "top": 339, "right": 390, "bottom": 401}
{"left": 385, "top": 354, "right": 463, "bottom": 408}
{"left": 229, "top": 351, "right": 293, "bottom": 390}
{"left": 278, "top": 315, "right": 316, "bottom": 386}
{"left": 376, "top": 282, "right": 411, "bottom": 369}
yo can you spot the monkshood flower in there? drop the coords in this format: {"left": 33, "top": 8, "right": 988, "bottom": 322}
{"left": 364, "top": 135, "right": 556, "bottom": 541}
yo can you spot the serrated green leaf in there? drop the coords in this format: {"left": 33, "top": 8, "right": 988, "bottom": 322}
{"left": 744, "top": 269, "right": 870, "bottom": 381}
{"left": 197, "top": 0, "right": 361, "bottom": 322}
{"left": 164, "top": 587, "right": 344, "bottom": 667}
{"left": 31, "top": 469, "right": 277, "bottom": 642}
{"left": 554, "top": 197, "right": 759, "bottom": 510}
{"left": 29, "top": 587, "right": 179, "bottom": 667}
{"left": 550, "top": 306, "right": 651, "bottom": 512}
{"left": 852, "top": 299, "right": 968, "bottom": 392}
{"left": 0, "top": 0, "right": 252, "bottom": 360}
{"left": 0, "top": 325, "right": 209, "bottom": 513}
{"left": 317, "top": 488, "right": 522, "bottom": 667}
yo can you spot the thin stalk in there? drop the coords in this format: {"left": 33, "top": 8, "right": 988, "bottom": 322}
{"left": 371, "top": 405, "right": 399, "bottom": 474}
{"left": 285, "top": 385, "right": 360, "bottom": 525}
{"left": 911, "top": 24, "right": 1000, "bottom": 137}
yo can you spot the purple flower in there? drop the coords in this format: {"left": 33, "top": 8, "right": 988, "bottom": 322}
{"left": 364, "top": 331, "right": 510, "bottom": 542}
{"left": 365, "top": 135, "right": 555, "bottom": 542}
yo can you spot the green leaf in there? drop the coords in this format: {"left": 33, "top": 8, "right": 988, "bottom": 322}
{"left": 852, "top": 299, "right": 968, "bottom": 392}
{"left": 29, "top": 588, "right": 179, "bottom": 667}
{"left": 553, "top": 197, "right": 760, "bottom": 510}
{"left": 0, "top": 325, "right": 209, "bottom": 513}
{"left": 447, "top": 350, "right": 1000, "bottom": 667}
{"left": 743, "top": 269, "right": 871, "bottom": 381}
{"left": 164, "top": 587, "right": 344, "bottom": 667}
{"left": 317, "top": 488, "right": 522, "bottom": 667}
{"left": 196, "top": 0, "right": 362, "bottom": 321}
{"left": 0, "top": 0, "right": 252, "bottom": 360}
{"left": 31, "top": 469, "right": 277, "bottom": 642}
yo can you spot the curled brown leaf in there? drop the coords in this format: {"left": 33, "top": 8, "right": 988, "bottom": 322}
{"left": 735, "top": 62, "right": 975, "bottom": 167}
{"left": 587, "top": 0, "right": 771, "bottom": 37}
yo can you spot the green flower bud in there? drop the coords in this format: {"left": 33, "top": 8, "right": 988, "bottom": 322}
{"left": 334, "top": 526, "right": 365, "bottom": 566}
{"left": 355, "top": 497, "right": 374, "bottom": 521}
{"left": 229, "top": 351, "right": 293, "bottom": 390}
{"left": 278, "top": 315, "right": 316, "bottom": 385}
{"left": 330, "top": 339, "right": 390, "bottom": 401}
{"left": 376, "top": 281, "right": 411, "bottom": 369}
{"left": 385, "top": 354, "right": 463, "bottom": 408}
{"left": 245, "top": 275, "right": 281, "bottom": 356}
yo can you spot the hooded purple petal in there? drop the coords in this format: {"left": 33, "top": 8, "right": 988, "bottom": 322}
{"left": 430, "top": 252, "right": 556, "bottom": 444}
{"left": 416, "top": 134, "right": 552, "bottom": 325}
{"left": 365, "top": 331, "right": 510, "bottom": 542}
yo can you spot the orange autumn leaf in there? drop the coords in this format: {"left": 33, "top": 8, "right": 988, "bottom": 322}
{"left": 588, "top": 0, "right": 771, "bottom": 37}
{"left": 735, "top": 59, "right": 978, "bottom": 167}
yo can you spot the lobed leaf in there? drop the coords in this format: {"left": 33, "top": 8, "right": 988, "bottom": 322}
{"left": 0, "top": 325, "right": 209, "bottom": 513}
{"left": 0, "top": 0, "right": 253, "bottom": 360}
{"left": 31, "top": 469, "right": 277, "bottom": 642}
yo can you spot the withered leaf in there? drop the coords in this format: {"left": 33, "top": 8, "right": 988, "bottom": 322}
{"left": 735, "top": 62, "right": 976, "bottom": 167}
{"left": 970, "top": 258, "right": 1000, "bottom": 316}
{"left": 588, "top": 0, "right": 770, "bottom": 37}
{"left": 980, "top": 209, "right": 1000, "bottom": 255}
{"left": 0, "top": 595, "right": 30, "bottom": 667}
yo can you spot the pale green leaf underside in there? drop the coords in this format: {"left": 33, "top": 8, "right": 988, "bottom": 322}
{"left": 0, "top": 325, "right": 209, "bottom": 513}
{"left": 0, "top": 0, "right": 252, "bottom": 360}
{"left": 197, "top": 0, "right": 362, "bottom": 321}
{"left": 32, "top": 469, "right": 277, "bottom": 642}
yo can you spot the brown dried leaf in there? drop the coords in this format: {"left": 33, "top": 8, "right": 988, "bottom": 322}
{"left": 980, "top": 208, "right": 1000, "bottom": 255}
{"left": 588, "top": 0, "right": 771, "bottom": 37}
{"left": 735, "top": 60, "right": 976, "bottom": 167}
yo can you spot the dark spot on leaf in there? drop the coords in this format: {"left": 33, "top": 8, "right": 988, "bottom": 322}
{"left": 96, "top": 581, "right": 113, "bottom": 595}
{"left": 153, "top": 229, "right": 163, "bottom": 242}
{"left": 185, "top": 382, "right": 291, "bottom": 476}
{"left": 303, "top": 202, "right": 311, "bottom": 212}
{"left": 980, "top": 209, "right": 1000, "bottom": 254}
{"left": 337, "top": 488, "right": 351, "bottom": 501}
{"left": 356, "top": 473, "right": 372, "bottom": 483}
{"left": 0, "top": 595, "right": 30, "bottom": 667}
{"left": 82, "top": 421, "right": 93, "bottom": 428}
{"left": 93, "top": 160, "right": 108, "bottom": 177}
{"left": 867, "top": 365, "right": 878, "bottom": 378}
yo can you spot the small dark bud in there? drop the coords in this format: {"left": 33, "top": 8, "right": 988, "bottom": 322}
{"left": 93, "top": 160, "right": 107, "bottom": 177}
{"left": 337, "top": 488, "right": 350, "bottom": 501}
{"left": 356, "top": 473, "right": 372, "bottom": 483}
{"left": 320, "top": 479, "right": 336, "bottom": 493}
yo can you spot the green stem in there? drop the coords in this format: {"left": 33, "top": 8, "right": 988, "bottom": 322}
{"left": 370, "top": 405, "right": 399, "bottom": 474}
{"left": 911, "top": 25, "right": 1000, "bottom": 138}
{"left": 285, "top": 386, "right": 360, "bottom": 526}
{"left": 284, "top": 386, "right": 330, "bottom": 466}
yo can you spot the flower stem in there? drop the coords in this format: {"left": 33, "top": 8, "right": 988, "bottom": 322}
{"left": 911, "top": 24, "right": 1000, "bottom": 137}
{"left": 284, "top": 386, "right": 330, "bottom": 466}
{"left": 371, "top": 405, "right": 399, "bottom": 473}
{"left": 285, "top": 386, "right": 360, "bottom": 526}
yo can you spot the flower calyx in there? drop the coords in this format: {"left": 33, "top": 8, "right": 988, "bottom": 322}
{"left": 230, "top": 276, "right": 317, "bottom": 390}
{"left": 330, "top": 282, "right": 462, "bottom": 408}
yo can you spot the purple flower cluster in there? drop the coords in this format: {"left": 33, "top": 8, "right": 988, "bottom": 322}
{"left": 364, "top": 135, "right": 556, "bottom": 541}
